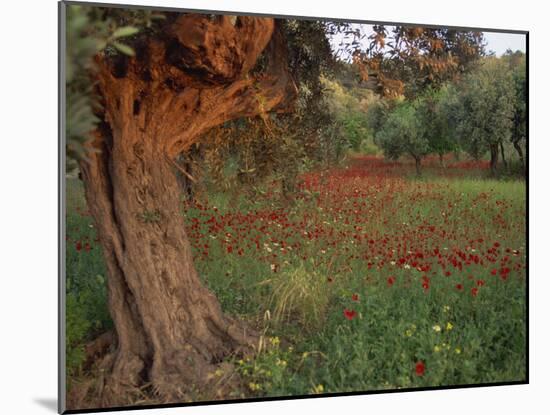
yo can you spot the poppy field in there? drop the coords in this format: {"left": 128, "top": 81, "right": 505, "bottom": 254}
{"left": 66, "top": 154, "right": 526, "bottom": 400}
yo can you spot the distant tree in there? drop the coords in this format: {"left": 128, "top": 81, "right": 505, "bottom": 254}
{"left": 376, "top": 102, "right": 429, "bottom": 175}
{"left": 415, "top": 85, "right": 458, "bottom": 166}
{"left": 456, "top": 57, "right": 516, "bottom": 176}
{"left": 366, "top": 99, "right": 391, "bottom": 138}
{"left": 323, "top": 76, "right": 376, "bottom": 152}
{"left": 503, "top": 50, "right": 527, "bottom": 171}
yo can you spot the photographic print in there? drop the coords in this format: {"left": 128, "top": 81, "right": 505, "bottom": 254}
{"left": 60, "top": 1, "right": 527, "bottom": 412}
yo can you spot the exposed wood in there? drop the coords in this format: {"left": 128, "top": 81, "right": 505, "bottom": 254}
{"left": 75, "top": 15, "right": 297, "bottom": 408}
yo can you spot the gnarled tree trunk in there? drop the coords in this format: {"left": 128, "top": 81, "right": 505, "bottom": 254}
{"left": 76, "top": 15, "right": 296, "bottom": 407}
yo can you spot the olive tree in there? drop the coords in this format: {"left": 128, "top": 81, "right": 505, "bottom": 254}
{"left": 455, "top": 57, "right": 516, "bottom": 175}
{"left": 376, "top": 102, "right": 429, "bottom": 175}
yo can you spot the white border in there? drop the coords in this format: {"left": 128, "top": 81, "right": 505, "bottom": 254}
{"left": 1, "top": 1, "right": 547, "bottom": 414}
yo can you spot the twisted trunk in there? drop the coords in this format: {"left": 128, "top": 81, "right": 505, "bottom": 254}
{"left": 73, "top": 15, "right": 296, "bottom": 408}
{"left": 81, "top": 123, "right": 257, "bottom": 405}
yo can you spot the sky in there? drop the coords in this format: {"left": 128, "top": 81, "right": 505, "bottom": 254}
{"left": 329, "top": 25, "right": 526, "bottom": 59}
{"left": 484, "top": 31, "right": 526, "bottom": 55}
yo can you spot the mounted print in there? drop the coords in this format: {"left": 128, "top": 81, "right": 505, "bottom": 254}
{"left": 59, "top": 1, "right": 528, "bottom": 413}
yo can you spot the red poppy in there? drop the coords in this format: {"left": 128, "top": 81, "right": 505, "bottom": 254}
{"left": 445, "top": 271, "right": 452, "bottom": 277}
{"left": 351, "top": 293, "right": 359, "bottom": 302}
{"left": 476, "top": 279, "right": 485, "bottom": 287}
{"left": 227, "top": 245, "right": 233, "bottom": 253}
{"left": 491, "top": 269, "right": 497, "bottom": 276}
{"left": 455, "top": 283, "right": 463, "bottom": 291}
{"left": 471, "top": 287, "right": 479, "bottom": 297}
{"left": 343, "top": 309, "right": 357, "bottom": 320}
{"left": 415, "top": 361, "right": 425, "bottom": 376}
{"left": 422, "top": 281, "right": 430, "bottom": 291}
{"left": 84, "top": 243, "right": 91, "bottom": 252}
{"left": 75, "top": 241, "right": 82, "bottom": 252}
{"left": 387, "top": 276, "right": 396, "bottom": 287}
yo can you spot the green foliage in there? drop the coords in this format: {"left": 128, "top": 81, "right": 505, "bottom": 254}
{"left": 455, "top": 58, "right": 516, "bottom": 159}
{"left": 66, "top": 179, "right": 112, "bottom": 375}
{"left": 66, "top": 291, "right": 92, "bottom": 374}
{"left": 376, "top": 101, "right": 429, "bottom": 161}
{"left": 415, "top": 85, "right": 459, "bottom": 159}
{"left": 365, "top": 99, "right": 390, "bottom": 137}
{"left": 503, "top": 50, "right": 527, "bottom": 162}
{"left": 65, "top": 5, "right": 150, "bottom": 172}
{"left": 65, "top": 5, "right": 102, "bottom": 171}
{"left": 322, "top": 75, "right": 383, "bottom": 154}
{"left": 234, "top": 337, "right": 299, "bottom": 397}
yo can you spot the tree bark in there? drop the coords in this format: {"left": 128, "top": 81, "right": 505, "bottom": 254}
{"left": 75, "top": 15, "right": 296, "bottom": 407}
{"left": 414, "top": 156, "right": 422, "bottom": 177}
{"left": 81, "top": 125, "right": 256, "bottom": 404}
{"left": 500, "top": 141, "right": 508, "bottom": 170}
{"left": 513, "top": 138, "right": 525, "bottom": 172}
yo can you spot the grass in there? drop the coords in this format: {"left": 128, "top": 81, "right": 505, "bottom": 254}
{"left": 65, "top": 154, "right": 526, "bottom": 399}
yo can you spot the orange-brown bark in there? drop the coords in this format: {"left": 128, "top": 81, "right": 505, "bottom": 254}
{"left": 74, "top": 15, "right": 296, "bottom": 408}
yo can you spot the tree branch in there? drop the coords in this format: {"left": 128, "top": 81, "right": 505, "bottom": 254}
{"left": 94, "top": 15, "right": 297, "bottom": 159}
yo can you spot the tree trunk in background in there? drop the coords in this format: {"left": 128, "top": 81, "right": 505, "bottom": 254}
{"left": 513, "top": 139, "right": 525, "bottom": 172}
{"left": 175, "top": 148, "right": 201, "bottom": 202}
{"left": 490, "top": 143, "right": 499, "bottom": 177}
{"left": 500, "top": 141, "right": 508, "bottom": 171}
{"left": 438, "top": 153, "right": 444, "bottom": 167}
{"left": 75, "top": 15, "right": 296, "bottom": 407}
{"left": 414, "top": 156, "right": 422, "bottom": 177}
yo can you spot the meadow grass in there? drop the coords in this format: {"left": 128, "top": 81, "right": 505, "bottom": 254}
{"left": 65, "top": 156, "right": 526, "bottom": 398}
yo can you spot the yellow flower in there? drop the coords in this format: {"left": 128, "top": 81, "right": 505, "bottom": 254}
{"left": 214, "top": 369, "right": 224, "bottom": 377}
{"left": 313, "top": 384, "right": 324, "bottom": 393}
{"left": 248, "top": 382, "right": 261, "bottom": 391}
{"left": 446, "top": 322, "right": 453, "bottom": 331}
{"left": 405, "top": 329, "right": 413, "bottom": 337}
{"left": 443, "top": 305, "right": 451, "bottom": 313}
{"left": 434, "top": 345, "right": 441, "bottom": 352}
{"left": 270, "top": 336, "right": 280, "bottom": 346}
{"left": 455, "top": 348, "right": 462, "bottom": 354}
{"left": 238, "top": 359, "right": 244, "bottom": 365}
{"left": 432, "top": 324, "right": 442, "bottom": 332}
